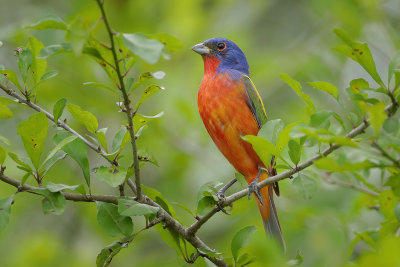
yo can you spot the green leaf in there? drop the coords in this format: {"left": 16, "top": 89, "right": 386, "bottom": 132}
{"left": 27, "top": 36, "right": 47, "bottom": 84}
{"left": 0, "top": 136, "right": 10, "bottom": 146}
{"left": 95, "top": 128, "right": 108, "bottom": 153}
{"left": 388, "top": 51, "right": 400, "bottom": 86}
{"left": 130, "top": 71, "right": 165, "bottom": 93}
{"left": 308, "top": 81, "right": 339, "bottom": 99}
{"left": 38, "top": 151, "right": 66, "bottom": 177}
{"left": 39, "top": 70, "right": 58, "bottom": 83}
{"left": 379, "top": 190, "right": 399, "bottom": 219}
{"left": 17, "top": 112, "right": 49, "bottom": 169}
{"left": 137, "top": 149, "right": 159, "bottom": 167}
{"left": 333, "top": 29, "right": 384, "bottom": 87}
{"left": 26, "top": 15, "right": 68, "bottom": 30}
{"left": 132, "top": 112, "right": 164, "bottom": 133}
{"left": 231, "top": 225, "right": 257, "bottom": 263}
{"left": 0, "top": 69, "right": 21, "bottom": 89}
{"left": 350, "top": 78, "right": 370, "bottom": 91}
{"left": 83, "top": 82, "right": 117, "bottom": 94}
{"left": 118, "top": 197, "right": 159, "bottom": 216}
{"left": 123, "top": 33, "right": 164, "bottom": 64}
{"left": 96, "top": 166, "right": 127, "bottom": 187}
{"left": 366, "top": 101, "right": 387, "bottom": 134}
{"left": 258, "top": 119, "right": 284, "bottom": 145}
{"left": 67, "top": 103, "right": 98, "bottom": 133}
{"left": 292, "top": 173, "right": 317, "bottom": 200}
{"left": 43, "top": 135, "right": 77, "bottom": 165}
{"left": 66, "top": 16, "right": 88, "bottom": 54}
{"left": 82, "top": 47, "right": 105, "bottom": 61}
{"left": 8, "top": 152, "right": 33, "bottom": 172}
{"left": 135, "top": 85, "right": 164, "bottom": 110}
{"left": 383, "top": 117, "right": 400, "bottom": 134}
{"left": 31, "top": 188, "right": 66, "bottom": 215}
{"left": 97, "top": 202, "right": 133, "bottom": 237}
{"left": 54, "top": 131, "right": 90, "bottom": 187}
{"left": 280, "top": 73, "right": 316, "bottom": 115}
{"left": 17, "top": 48, "right": 33, "bottom": 83}
{"left": 149, "top": 33, "right": 183, "bottom": 51}
{"left": 142, "top": 185, "right": 177, "bottom": 218}
{"left": 242, "top": 135, "right": 275, "bottom": 166}
{"left": 0, "top": 146, "right": 6, "bottom": 165}
{"left": 0, "top": 104, "right": 12, "bottom": 119}
{"left": 46, "top": 182, "right": 80, "bottom": 192}
{"left": 315, "top": 157, "right": 373, "bottom": 172}
{"left": 39, "top": 43, "right": 72, "bottom": 58}
{"left": 309, "top": 111, "right": 333, "bottom": 129}
{"left": 0, "top": 195, "right": 13, "bottom": 232}
{"left": 197, "top": 196, "right": 216, "bottom": 216}
{"left": 170, "top": 202, "right": 194, "bottom": 216}
{"left": 287, "top": 250, "right": 304, "bottom": 266}
{"left": 276, "top": 123, "right": 298, "bottom": 154}
{"left": 395, "top": 202, "right": 400, "bottom": 222}
{"left": 288, "top": 140, "right": 301, "bottom": 165}
{"left": 112, "top": 126, "right": 129, "bottom": 153}
{"left": 53, "top": 98, "right": 67, "bottom": 123}
{"left": 96, "top": 235, "right": 135, "bottom": 267}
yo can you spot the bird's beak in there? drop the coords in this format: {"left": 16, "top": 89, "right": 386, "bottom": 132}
{"left": 191, "top": 43, "right": 211, "bottom": 55}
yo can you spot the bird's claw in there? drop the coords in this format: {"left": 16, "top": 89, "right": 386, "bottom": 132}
{"left": 216, "top": 191, "right": 233, "bottom": 215}
{"left": 248, "top": 180, "right": 264, "bottom": 205}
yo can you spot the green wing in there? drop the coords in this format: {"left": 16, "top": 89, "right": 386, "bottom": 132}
{"left": 242, "top": 75, "right": 268, "bottom": 128}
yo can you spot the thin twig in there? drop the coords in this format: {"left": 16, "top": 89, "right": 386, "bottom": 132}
{"left": 0, "top": 172, "right": 118, "bottom": 204}
{"left": 95, "top": 0, "right": 142, "bottom": 201}
{"left": 0, "top": 83, "right": 138, "bottom": 193}
{"left": 187, "top": 102, "right": 397, "bottom": 235}
{"left": 322, "top": 172, "right": 379, "bottom": 197}
{"left": 371, "top": 141, "right": 400, "bottom": 168}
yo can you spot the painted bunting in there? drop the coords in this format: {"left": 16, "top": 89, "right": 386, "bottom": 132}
{"left": 192, "top": 38, "right": 285, "bottom": 250}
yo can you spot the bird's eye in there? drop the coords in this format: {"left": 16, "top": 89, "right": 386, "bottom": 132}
{"left": 217, "top": 42, "right": 226, "bottom": 51}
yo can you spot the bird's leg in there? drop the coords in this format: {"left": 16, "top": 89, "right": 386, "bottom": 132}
{"left": 216, "top": 178, "right": 237, "bottom": 215}
{"left": 248, "top": 167, "right": 264, "bottom": 205}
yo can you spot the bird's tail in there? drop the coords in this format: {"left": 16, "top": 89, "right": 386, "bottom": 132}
{"left": 250, "top": 172, "right": 286, "bottom": 252}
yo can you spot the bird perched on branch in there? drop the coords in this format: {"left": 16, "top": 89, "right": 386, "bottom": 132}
{"left": 192, "top": 37, "right": 285, "bottom": 251}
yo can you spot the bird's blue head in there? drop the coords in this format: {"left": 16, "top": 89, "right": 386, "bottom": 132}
{"left": 192, "top": 37, "right": 249, "bottom": 76}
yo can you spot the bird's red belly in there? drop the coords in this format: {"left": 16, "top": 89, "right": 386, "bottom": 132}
{"left": 198, "top": 74, "right": 263, "bottom": 179}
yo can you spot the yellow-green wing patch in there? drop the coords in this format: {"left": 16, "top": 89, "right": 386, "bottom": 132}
{"left": 242, "top": 75, "right": 268, "bottom": 128}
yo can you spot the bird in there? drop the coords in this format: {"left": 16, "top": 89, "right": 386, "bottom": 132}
{"left": 192, "top": 37, "right": 285, "bottom": 251}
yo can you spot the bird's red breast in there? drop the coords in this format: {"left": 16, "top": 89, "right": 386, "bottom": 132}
{"left": 197, "top": 57, "right": 264, "bottom": 180}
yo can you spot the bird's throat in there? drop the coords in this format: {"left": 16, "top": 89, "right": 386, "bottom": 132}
{"left": 202, "top": 56, "right": 220, "bottom": 76}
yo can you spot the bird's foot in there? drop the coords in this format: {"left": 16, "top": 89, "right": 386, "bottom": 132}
{"left": 247, "top": 168, "right": 264, "bottom": 205}
{"left": 216, "top": 193, "right": 233, "bottom": 215}
{"left": 215, "top": 178, "right": 237, "bottom": 215}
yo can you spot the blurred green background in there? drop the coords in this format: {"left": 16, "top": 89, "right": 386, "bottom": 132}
{"left": 1, "top": 0, "right": 399, "bottom": 266}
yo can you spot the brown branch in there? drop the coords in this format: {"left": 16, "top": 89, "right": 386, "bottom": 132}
{"left": 95, "top": 0, "right": 142, "bottom": 201}
{"left": 187, "top": 103, "right": 396, "bottom": 235}
{"left": 322, "top": 172, "right": 379, "bottom": 197}
{"left": 0, "top": 83, "right": 138, "bottom": 193}
{"left": 0, "top": 171, "right": 118, "bottom": 204}
{"left": 371, "top": 141, "right": 400, "bottom": 168}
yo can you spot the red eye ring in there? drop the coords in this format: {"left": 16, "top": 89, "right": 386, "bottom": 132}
{"left": 217, "top": 42, "right": 226, "bottom": 51}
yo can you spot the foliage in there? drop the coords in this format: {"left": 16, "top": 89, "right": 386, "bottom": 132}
{"left": 0, "top": 0, "right": 400, "bottom": 267}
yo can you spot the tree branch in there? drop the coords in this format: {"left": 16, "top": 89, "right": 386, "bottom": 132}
{"left": 371, "top": 140, "right": 400, "bottom": 168}
{"left": 0, "top": 83, "right": 138, "bottom": 193}
{"left": 187, "top": 103, "right": 396, "bottom": 235}
{"left": 95, "top": 0, "right": 142, "bottom": 201}
{"left": 322, "top": 172, "right": 379, "bottom": 197}
{"left": 0, "top": 82, "right": 227, "bottom": 265}
{"left": 0, "top": 171, "right": 118, "bottom": 204}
